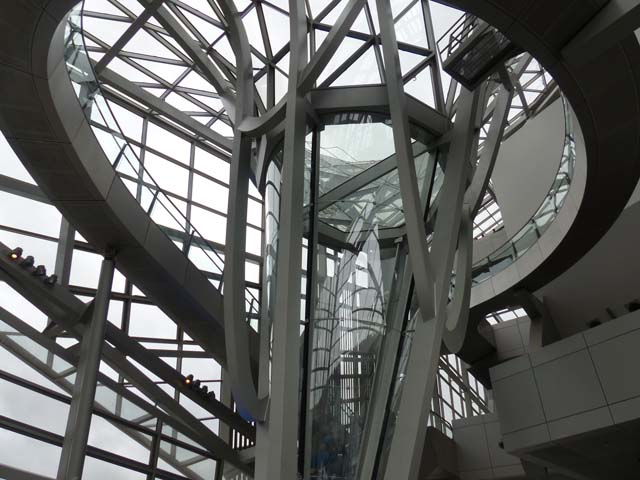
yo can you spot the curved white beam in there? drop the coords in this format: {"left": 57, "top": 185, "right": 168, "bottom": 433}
{"left": 255, "top": 1, "right": 309, "bottom": 479}
{"left": 219, "top": 0, "right": 269, "bottom": 421}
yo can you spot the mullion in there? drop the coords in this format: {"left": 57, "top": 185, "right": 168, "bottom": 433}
{"left": 169, "top": 0, "right": 225, "bottom": 29}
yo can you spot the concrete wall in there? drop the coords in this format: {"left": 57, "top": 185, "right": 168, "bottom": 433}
{"left": 530, "top": 90, "right": 640, "bottom": 338}
{"left": 470, "top": 101, "right": 587, "bottom": 309}
{"left": 489, "top": 310, "right": 640, "bottom": 478}
{"left": 536, "top": 192, "right": 640, "bottom": 337}
{"left": 491, "top": 99, "right": 565, "bottom": 238}
{"left": 491, "top": 317, "right": 531, "bottom": 360}
{"left": 452, "top": 413, "right": 526, "bottom": 479}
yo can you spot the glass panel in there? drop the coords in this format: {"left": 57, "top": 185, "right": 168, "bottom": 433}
{"left": 0, "top": 379, "right": 69, "bottom": 436}
{"left": 0, "top": 191, "right": 61, "bottom": 238}
{"left": 0, "top": 429, "right": 61, "bottom": 478}
{"left": 316, "top": 112, "right": 437, "bottom": 232}
{"left": 512, "top": 222, "right": 537, "bottom": 257}
{"left": 82, "top": 456, "right": 147, "bottom": 479}
{"left": 307, "top": 240, "right": 394, "bottom": 479}
{"left": 374, "top": 310, "right": 417, "bottom": 477}
{"left": 316, "top": 114, "right": 397, "bottom": 195}
{"left": 87, "top": 414, "right": 152, "bottom": 463}
{"left": 319, "top": 149, "right": 432, "bottom": 232}
{"left": 62, "top": 16, "right": 245, "bottom": 304}
{"left": 264, "top": 113, "right": 437, "bottom": 479}
{"left": 488, "top": 243, "right": 515, "bottom": 275}
{"left": 302, "top": 117, "right": 435, "bottom": 479}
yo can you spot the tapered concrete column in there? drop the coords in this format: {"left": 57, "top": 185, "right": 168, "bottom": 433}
{"left": 57, "top": 256, "right": 114, "bottom": 480}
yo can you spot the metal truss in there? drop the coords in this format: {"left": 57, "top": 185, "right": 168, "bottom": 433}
{"left": 0, "top": 306, "right": 211, "bottom": 480}
{"left": 0, "top": 240, "right": 253, "bottom": 476}
{"left": 75, "top": 0, "right": 558, "bottom": 261}
{"left": 0, "top": 1, "right": 566, "bottom": 479}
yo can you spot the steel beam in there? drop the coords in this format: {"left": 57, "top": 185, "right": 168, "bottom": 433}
{"left": 432, "top": 87, "right": 481, "bottom": 295}
{"left": 0, "top": 240, "right": 253, "bottom": 467}
{"left": 375, "top": 0, "right": 436, "bottom": 325}
{"left": 53, "top": 219, "right": 75, "bottom": 288}
{"left": 0, "top": 308, "right": 207, "bottom": 479}
{"left": 442, "top": 206, "right": 473, "bottom": 353}
{"left": 0, "top": 463, "right": 53, "bottom": 480}
{"left": 421, "top": 0, "right": 446, "bottom": 112}
{"left": 57, "top": 257, "right": 114, "bottom": 480}
{"left": 299, "top": 0, "right": 367, "bottom": 93}
{"left": 256, "top": 1, "right": 308, "bottom": 478}
{"left": 317, "top": 153, "right": 399, "bottom": 209}
{"left": 466, "top": 85, "right": 513, "bottom": 219}
{"left": 373, "top": 3, "right": 475, "bottom": 477}
{"left": 382, "top": 87, "right": 480, "bottom": 480}
{"left": 442, "top": 84, "right": 512, "bottom": 353}
{"left": 300, "top": 128, "right": 321, "bottom": 477}
{"left": 137, "top": 0, "right": 233, "bottom": 109}
{"left": 43, "top": 218, "right": 75, "bottom": 337}
{"left": 0, "top": 174, "right": 48, "bottom": 203}
{"left": 94, "top": 0, "right": 165, "bottom": 74}
{"left": 218, "top": 0, "right": 269, "bottom": 422}
{"left": 98, "top": 66, "right": 232, "bottom": 153}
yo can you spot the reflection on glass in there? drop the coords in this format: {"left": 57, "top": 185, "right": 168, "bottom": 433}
{"left": 308, "top": 233, "right": 389, "bottom": 479}
{"left": 316, "top": 113, "right": 437, "bottom": 232}
{"left": 265, "top": 112, "right": 437, "bottom": 479}
{"left": 374, "top": 309, "right": 417, "bottom": 478}
{"left": 263, "top": 135, "right": 312, "bottom": 432}
{"left": 294, "top": 113, "right": 437, "bottom": 479}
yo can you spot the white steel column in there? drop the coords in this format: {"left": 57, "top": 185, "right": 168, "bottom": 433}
{"left": 56, "top": 256, "right": 114, "bottom": 480}
{"left": 375, "top": 2, "right": 483, "bottom": 472}
{"left": 381, "top": 88, "right": 481, "bottom": 480}
{"left": 356, "top": 244, "right": 412, "bottom": 479}
{"left": 256, "top": 0, "right": 308, "bottom": 478}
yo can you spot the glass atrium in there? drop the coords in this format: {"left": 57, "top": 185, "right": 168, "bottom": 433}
{"left": 2, "top": 0, "right": 640, "bottom": 479}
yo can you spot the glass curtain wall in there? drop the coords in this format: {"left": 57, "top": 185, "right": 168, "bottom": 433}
{"left": 0, "top": 130, "right": 225, "bottom": 479}
{"left": 265, "top": 113, "right": 437, "bottom": 480}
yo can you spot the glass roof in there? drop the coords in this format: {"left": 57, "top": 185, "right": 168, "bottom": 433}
{"left": 0, "top": 1, "right": 566, "bottom": 477}
{"left": 316, "top": 113, "right": 436, "bottom": 232}
{"left": 269, "top": 111, "right": 437, "bottom": 233}
{"left": 77, "top": 0, "right": 558, "bottom": 244}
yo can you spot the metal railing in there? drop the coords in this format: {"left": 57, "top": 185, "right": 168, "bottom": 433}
{"left": 437, "top": 12, "right": 518, "bottom": 90}
{"left": 469, "top": 97, "right": 576, "bottom": 285}
{"left": 436, "top": 13, "right": 484, "bottom": 61}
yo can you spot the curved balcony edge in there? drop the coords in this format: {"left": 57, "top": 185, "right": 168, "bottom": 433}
{"left": 445, "top": 0, "right": 640, "bottom": 316}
